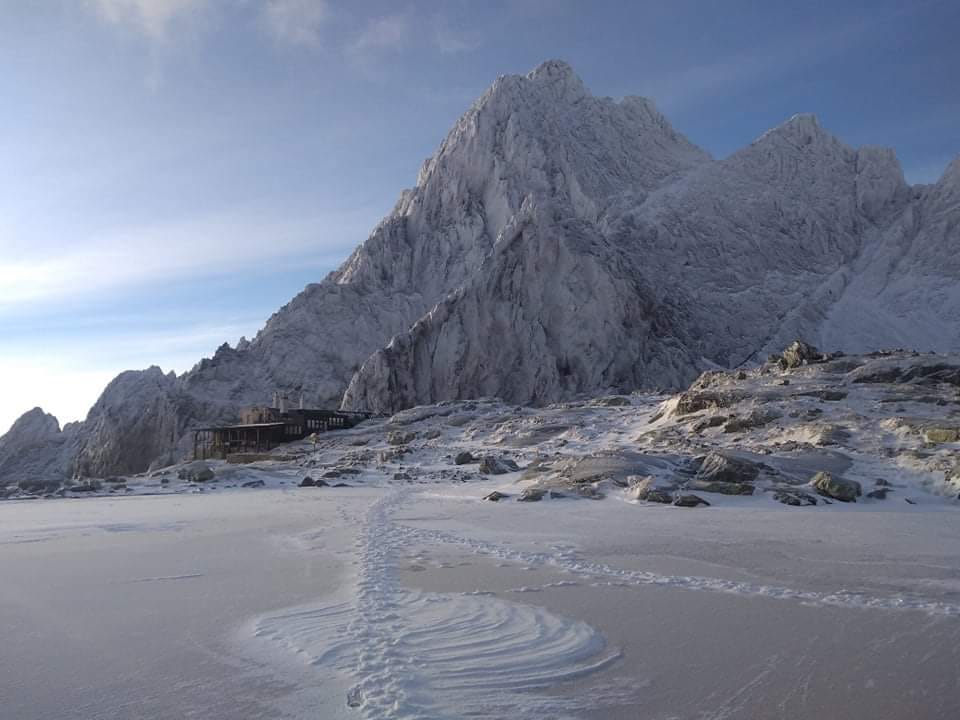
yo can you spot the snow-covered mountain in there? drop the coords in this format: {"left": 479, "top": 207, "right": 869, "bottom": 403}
{"left": 2, "top": 60, "right": 958, "bottom": 483}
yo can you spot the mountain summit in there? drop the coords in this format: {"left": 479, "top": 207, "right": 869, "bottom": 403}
{"left": 2, "top": 60, "right": 958, "bottom": 482}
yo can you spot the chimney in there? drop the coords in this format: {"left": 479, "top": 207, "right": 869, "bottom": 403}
{"left": 299, "top": 392, "right": 305, "bottom": 410}
{"left": 279, "top": 392, "right": 287, "bottom": 413}
{"left": 271, "top": 391, "right": 278, "bottom": 409}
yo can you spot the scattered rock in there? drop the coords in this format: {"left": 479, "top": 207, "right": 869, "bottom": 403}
{"left": 517, "top": 487, "right": 546, "bottom": 502}
{"left": 673, "top": 493, "right": 710, "bottom": 507}
{"left": 627, "top": 476, "right": 675, "bottom": 503}
{"left": 479, "top": 457, "right": 520, "bottom": 475}
{"left": 675, "top": 390, "right": 742, "bottom": 416}
{"left": 393, "top": 472, "right": 412, "bottom": 481}
{"left": 694, "top": 452, "right": 760, "bottom": 484}
{"left": 923, "top": 427, "right": 959, "bottom": 444}
{"left": 691, "top": 415, "right": 728, "bottom": 433}
{"left": 178, "top": 462, "right": 215, "bottom": 483}
{"left": 772, "top": 489, "right": 818, "bottom": 506}
{"left": 68, "top": 481, "right": 101, "bottom": 493}
{"left": 810, "top": 471, "right": 861, "bottom": 502}
{"left": 454, "top": 451, "right": 477, "bottom": 465}
{"left": 723, "top": 410, "right": 779, "bottom": 433}
{"left": 691, "top": 480, "right": 754, "bottom": 496}
{"left": 387, "top": 431, "right": 416, "bottom": 446}
{"left": 775, "top": 340, "right": 830, "bottom": 370}
{"left": 483, "top": 491, "right": 509, "bottom": 502}
{"left": 378, "top": 447, "right": 410, "bottom": 463}
{"left": 849, "top": 365, "right": 903, "bottom": 384}
{"left": 797, "top": 389, "right": 848, "bottom": 401}
{"left": 735, "top": 370, "right": 748, "bottom": 380}
{"left": 595, "top": 396, "right": 631, "bottom": 407}
{"left": 322, "top": 467, "right": 362, "bottom": 479}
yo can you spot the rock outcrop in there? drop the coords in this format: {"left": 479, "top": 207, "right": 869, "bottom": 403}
{"left": 2, "top": 60, "right": 959, "bottom": 483}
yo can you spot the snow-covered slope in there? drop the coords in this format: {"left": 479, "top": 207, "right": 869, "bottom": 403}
{"left": 2, "top": 60, "right": 958, "bottom": 481}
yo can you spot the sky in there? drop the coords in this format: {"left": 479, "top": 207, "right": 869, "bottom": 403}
{"left": 1, "top": 0, "right": 958, "bottom": 435}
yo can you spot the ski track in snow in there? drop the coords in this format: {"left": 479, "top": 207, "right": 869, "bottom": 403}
{"left": 252, "top": 489, "right": 960, "bottom": 719}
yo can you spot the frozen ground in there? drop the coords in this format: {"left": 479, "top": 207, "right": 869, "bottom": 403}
{"left": 2, "top": 484, "right": 959, "bottom": 719}
{"left": 3, "top": 350, "right": 960, "bottom": 717}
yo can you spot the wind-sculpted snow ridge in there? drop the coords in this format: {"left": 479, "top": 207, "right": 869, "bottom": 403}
{"left": 253, "top": 491, "right": 631, "bottom": 719}
{"left": 3, "top": 59, "right": 959, "bottom": 481}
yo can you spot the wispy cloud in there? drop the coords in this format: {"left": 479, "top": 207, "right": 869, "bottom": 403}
{"left": 0, "top": 208, "right": 371, "bottom": 310}
{"left": 432, "top": 15, "right": 482, "bottom": 55}
{"left": 349, "top": 12, "right": 410, "bottom": 56}
{"left": 262, "top": 0, "right": 329, "bottom": 48}
{"left": 641, "top": 2, "right": 938, "bottom": 114}
{"left": 90, "top": 0, "right": 208, "bottom": 42}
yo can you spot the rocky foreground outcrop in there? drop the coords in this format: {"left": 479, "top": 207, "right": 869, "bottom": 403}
{"left": 3, "top": 58, "right": 959, "bottom": 482}
{"left": 6, "top": 345, "right": 960, "bottom": 508}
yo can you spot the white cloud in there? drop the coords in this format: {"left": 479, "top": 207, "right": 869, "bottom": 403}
{"left": 262, "top": 0, "right": 329, "bottom": 48}
{"left": 91, "top": 0, "right": 207, "bottom": 42}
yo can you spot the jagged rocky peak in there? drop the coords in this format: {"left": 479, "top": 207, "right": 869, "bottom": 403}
{"left": 2, "top": 407, "right": 61, "bottom": 444}
{"left": 523, "top": 58, "right": 588, "bottom": 101}
{"left": 938, "top": 155, "right": 960, "bottom": 189}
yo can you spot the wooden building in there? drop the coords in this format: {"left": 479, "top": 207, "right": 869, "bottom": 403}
{"left": 193, "top": 407, "right": 371, "bottom": 461}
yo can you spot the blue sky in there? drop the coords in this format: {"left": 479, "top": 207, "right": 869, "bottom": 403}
{"left": 2, "top": 0, "right": 958, "bottom": 434}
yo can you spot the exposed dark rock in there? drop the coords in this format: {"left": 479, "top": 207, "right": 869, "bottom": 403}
{"left": 454, "top": 451, "right": 477, "bottom": 465}
{"left": 923, "top": 426, "right": 960, "bottom": 444}
{"left": 772, "top": 489, "right": 818, "bottom": 506}
{"left": 867, "top": 488, "right": 891, "bottom": 499}
{"left": 178, "top": 462, "right": 215, "bottom": 483}
{"left": 723, "top": 410, "right": 779, "bottom": 433}
{"left": 242, "top": 479, "right": 266, "bottom": 488}
{"left": 691, "top": 480, "right": 754, "bottom": 496}
{"left": 675, "top": 391, "right": 743, "bottom": 416}
{"left": 849, "top": 365, "right": 903, "bottom": 384}
{"left": 694, "top": 452, "right": 760, "bottom": 484}
{"left": 483, "top": 491, "right": 509, "bottom": 502}
{"left": 299, "top": 476, "right": 316, "bottom": 487}
{"left": 674, "top": 493, "right": 710, "bottom": 507}
{"left": 479, "top": 457, "right": 521, "bottom": 475}
{"left": 775, "top": 340, "right": 830, "bottom": 370}
{"left": 810, "top": 471, "right": 861, "bottom": 502}
{"left": 797, "top": 389, "right": 848, "bottom": 401}
{"left": 691, "top": 415, "right": 728, "bottom": 433}
{"left": 595, "top": 396, "right": 631, "bottom": 407}
{"left": 322, "top": 467, "right": 362, "bottom": 478}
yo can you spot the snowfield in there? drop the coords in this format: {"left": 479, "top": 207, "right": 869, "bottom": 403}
{"left": 3, "top": 348, "right": 960, "bottom": 718}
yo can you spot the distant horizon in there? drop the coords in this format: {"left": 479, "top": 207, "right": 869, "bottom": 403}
{"left": 3, "top": 0, "right": 958, "bottom": 435}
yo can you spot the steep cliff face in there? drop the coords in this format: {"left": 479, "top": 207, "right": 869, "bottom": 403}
{"left": 2, "top": 61, "right": 958, "bottom": 479}
{"left": 341, "top": 201, "right": 700, "bottom": 412}
{"left": 51, "top": 59, "right": 710, "bottom": 477}
{"left": 342, "top": 111, "right": 920, "bottom": 413}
